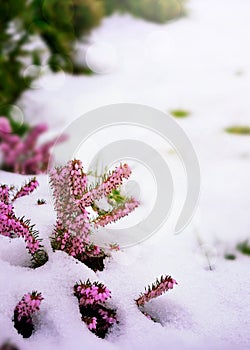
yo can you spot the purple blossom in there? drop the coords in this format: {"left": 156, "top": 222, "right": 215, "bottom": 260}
{"left": 78, "top": 163, "right": 131, "bottom": 207}
{"left": 13, "top": 178, "right": 39, "bottom": 201}
{"left": 93, "top": 198, "right": 139, "bottom": 228}
{"left": 0, "top": 116, "right": 65, "bottom": 174}
{"left": 0, "top": 179, "right": 47, "bottom": 266}
{"left": 74, "top": 279, "right": 117, "bottom": 338}
{"left": 74, "top": 280, "right": 111, "bottom": 306}
{"left": 50, "top": 159, "right": 139, "bottom": 271}
{"left": 136, "top": 275, "right": 178, "bottom": 307}
{"left": 15, "top": 292, "right": 43, "bottom": 322}
{"left": 85, "top": 317, "right": 97, "bottom": 330}
{"left": 13, "top": 291, "right": 43, "bottom": 338}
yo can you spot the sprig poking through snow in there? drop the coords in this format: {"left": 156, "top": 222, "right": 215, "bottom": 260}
{"left": 0, "top": 178, "right": 38, "bottom": 203}
{"left": 135, "top": 275, "right": 177, "bottom": 322}
{"left": 12, "top": 178, "right": 39, "bottom": 201}
{"left": 93, "top": 198, "right": 139, "bottom": 228}
{"left": 136, "top": 275, "right": 178, "bottom": 307}
{"left": 50, "top": 159, "right": 139, "bottom": 271}
{"left": 74, "top": 279, "right": 117, "bottom": 338}
{"left": 77, "top": 163, "right": 131, "bottom": 207}
{"left": 0, "top": 179, "right": 48, "bottom": 267}
{"left": 13, "top": 291, "right": 43, "bottom": 338}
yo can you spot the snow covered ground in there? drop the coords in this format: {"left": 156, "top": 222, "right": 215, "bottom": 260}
{"left": 1, "top": 0, "right": 250, "bottom": 349}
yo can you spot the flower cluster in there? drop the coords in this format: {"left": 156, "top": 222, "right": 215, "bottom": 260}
{"left": 136, "top": 275, "right": 178, "bottom": 307}
{"left": 50, "top": 160, "right": 139, "bottom": 271}
{"left": 2, "top": 216, "right": 41, "bottom": 254}
{"left": 0, "top": 185, "right": 10, "bottom": 203}
{"left": 0, "top": 179, "right": 47, "bottom": 267}
{"left": 13, "top": 291, "right": 43, "bottom": 338}
{"left": 74, "top": 279, "right": 111, "bottom": 305}
{"left": 74, "top": 280, "right": 117, "bottom": 338}
{"left": 13, "top": 178, "right": 39, "bottom": 201}
{"left": 50, "top": 161, "right": 90, "bottom": 240}
{"left": 52, "top": 225, "right": 107, "bottom": 271}
{"left": 69, "top": 159, "right": 88, "bottom": 199}
{"left": 93, "top": 198, "right": 139, "bottom": 228}
{"left": 79, "top": 163, "right": 131, "bottom": 207}
{"left": 0, "top": 116, "right": 64, "bottom": 174}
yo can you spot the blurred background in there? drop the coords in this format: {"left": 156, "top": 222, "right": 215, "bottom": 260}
{"left": 1, "top": 0, "right": 250, "bottom": 257}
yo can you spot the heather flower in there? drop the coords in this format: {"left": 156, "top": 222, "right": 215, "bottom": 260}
{"left": 13, "top": 178, "right": 39, "bottom": 201}
{"left": 78, "top": 163, "right": 131, "bottom": 207}
{"left": 13, "top": 291, "right": 43, "bottom": 338}
{"left": 68, "top": 159, "right": 88, "bottom": 199}
{"left": 50, "top": 165, "right": 90, "bottom": 239}
{"left": 93, "top": 198, "right": 139, "bottom": 228}
{"left": 136, "top": 275, "right": 178, "bottom": 308}
{"left": 0, "top": 116, "right": 65, "bottom": 174}
{"left": 84, "top": 316, "right": 97, "bottom": 330}
{"left": 0, "top": 179, "right": 47, "bottom": 267}
{"left": 74, "top": 279, "right": 111, "bottom": 306}
{"left": 0, "top": 185, "right": 10, "bottom": 203}
{"left": 50, "top": 159, "right": 139, "bottom": 271}
{"left": 0, "top": 117, "right": 12, "bottom": 133}
{"left": 74, "top": 280, "right": 117, "bottom": 338}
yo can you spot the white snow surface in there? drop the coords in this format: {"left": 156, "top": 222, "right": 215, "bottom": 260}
{"left": 1, "top": 0, "right": 250, "bottom": 349}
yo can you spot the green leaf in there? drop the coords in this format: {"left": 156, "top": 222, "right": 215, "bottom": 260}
{"left": 237, "top": 240, "right": 250, "bottom": 256}
{"left": 170, "top": 109, "right": 190, "bottom": 118}
{"left": 224, "top": 253, "right": 236, "bottom": 260}
{"left": 225, "top": 126, "right": 250, "bottom": 135}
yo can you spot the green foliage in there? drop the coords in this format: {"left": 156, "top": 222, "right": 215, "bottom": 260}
{"left": 127, "top": 0, "right": 185, "bottom": 23}
{"left": 0, "top": 0, "right": 104, "bottom": 120}
{"left": 224, "top": 253, "right": 236, "bottom": 260}
{"left": 104, "top": 0, "right": 186, "bottom": 23}
{"left": 170, "top": 109, "right": 190, "bottom": 118}
{"left": 237, "top": 240, "right": 250, "bottom": 256}
{"left": 30, "top": 0, "right": 104, "bottom": 73}
{"left": 104, "top": 0, "right": 126, "bottom": 15}
{"left": 0, "top": 0, "right": 188, "bottom": 123}
{"left": 108, "top": 189, "right": 126, "bottom": 204}
{"left": 225, "top": 126, "right": 250, "bottom": 135}
{"left": 32, "top": 249, "right": 49, "bottom": 268}
{"left": 9, "top": 116, "right": 30, "bottom": 136}
{"left": 0, "top": 2, "right": 29, "bottom": 114}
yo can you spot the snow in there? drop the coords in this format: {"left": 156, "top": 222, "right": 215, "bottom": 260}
{"left": 1, "top": 0, "right": 250, "bottom": 349}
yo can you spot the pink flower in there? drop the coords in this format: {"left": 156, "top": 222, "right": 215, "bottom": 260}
{"left": 50, "top": 160, "right": 139, "bottom": 271}
{"left": 15, "top": 291, "right": 43, "bottom": 322}
{"left": 0, "top": 116, "right": 64, "bottom": 174}
{"left": 78, "top": 164, "right": 132, "bottom": 207}
{"left": 74, "top": 279, "right": 117, "bottom": 337}
{"left": 74, "top": 280, "right": 112, "bottom": 306}
{"left": 0, "top": 181, "right": 45, "bottom": 264}
{"left": 93, "top": 198, "right": 139, "bottom": 228}
{"left": 136, "top": 275, "right": 178, "bottom": 307}
{"left": 87, "top": 317, "right": 97, "bottom": 330}
{"left": 0, "top": 117, "right": 11, "bottom": 133}
{"left": 13, "top": 178, "right": 39, "bottom": 201}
